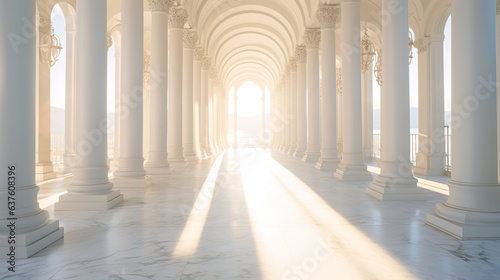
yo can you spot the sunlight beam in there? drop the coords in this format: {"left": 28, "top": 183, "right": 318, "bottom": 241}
{"left": 171, "top": 153, "right": 225, "bottom": 258}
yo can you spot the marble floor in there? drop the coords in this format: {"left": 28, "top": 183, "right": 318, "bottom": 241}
{"left": 3, "top": 148, "right": 500, "bottom": 279}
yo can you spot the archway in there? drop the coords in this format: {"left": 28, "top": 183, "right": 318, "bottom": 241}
{"left": 229, "top": 81, "right": 269, "bottom": 148}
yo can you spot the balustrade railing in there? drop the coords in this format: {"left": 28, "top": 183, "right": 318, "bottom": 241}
{"left": 50, "top": 133, "right": 115, "bottom": 173}
{"left": 372, "top": 128, "right": 451, "bottom": 173}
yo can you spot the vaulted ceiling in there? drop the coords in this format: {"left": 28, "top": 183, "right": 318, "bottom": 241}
{"left": 103, "top": 0, "right": 449, "bottom": 92}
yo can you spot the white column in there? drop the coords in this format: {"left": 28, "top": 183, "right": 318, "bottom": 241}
{"left": 362, "top": 64, "right": 374, "bottom": 162}
{"left": 167, "top": 7, "right": 188, "bottom": 164}
{"left": 201, "top": 56, "right": 211, "bottom": 155}
{"left": 334, "top": 0, "right": 372, "bottom": 181}
{"left": 113, "top": 0, "right": 152, "bottom": 188}
{"left": 35, "top": 16, "right": 56, "bottom": 181}
{"left": 302, "top": 28, "right": 321, "bottom": 163}
{"left": 288, "top": 61, "right": 298, "bottom": 153}
{"left": 63, "top": 28, "right": 76, "bottom": 173}
{"left": 111, "top": 34, "right": 122, "bottom": 170}
{"left": 367, "top": 0, "right": 423, "bottom": 199}
{"left": 193, "top": 46, "right": 204, "bottom": 158}
{"left": 294, "top": 46, "right": 307, "bottom": 157}
{"left": 0, "top": 0, "right": 63, "bottom": 258}
{"left": 214, "top": 84, "right": 222, "bottom": 152}
{"left": 414, "top": 35, "right": 446, "bottom": 176}
{"left": 261, "top": 87, "right": 267, "bottom": 148}
{"left": 497, "top": 9, "right": 500, "bottom": 183}
{"left": 233, "top": 87, "right": 239, "bottom": 148}
{"left": 278, "top": 85, "right": 288, "bottom": 151}
{"left": 427, "top": 0, "right": 500, "bottom": 239}
{"left": 142, "top": 53, "right": 151, "bottom": 162}
{"left": 283, "top": 73, "right": 291, "bottom": 152}
{"left": 145, "top": 0, "right": 173, "bottom": 176}
{"left": 337, "top": 68, "right": 343, "bottom": 159}
{"left": 55, "top": 0, "right": 123, "bottom": 210}
{"left": 316, "top": 5, "right": 340, "bottom": 171}
{"left": 207, "top": 72, "right": 216, "bottom": 154}
{"left": 183, "top": 29, "right": 198, "bottom": 162}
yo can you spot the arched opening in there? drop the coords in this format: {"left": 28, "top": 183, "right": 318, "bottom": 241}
{"left": 107, "top": 32, "right": 117, "bottom": 169}
{"left": 409, "top": 28, "right": 419, "bottom": 164}
{"left": 229, "top": 81, "right": 268, "bottom": 148}
{"left": 49, "top": 3, "right": 66, "bottom": 173}
{"left": 444, "top": 15, "right": 452, "bottom": 173}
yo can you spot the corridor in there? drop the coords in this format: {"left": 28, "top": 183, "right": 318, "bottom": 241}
{"left": 5, "top": 149, "right": 500, "bottom": 280}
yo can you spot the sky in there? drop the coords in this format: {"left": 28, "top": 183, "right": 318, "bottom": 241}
{"left": 50, "top": 4, "right": 452, "bottom": 116}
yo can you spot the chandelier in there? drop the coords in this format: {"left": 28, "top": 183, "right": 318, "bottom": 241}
{"left": 361, "top": 28, "right": 375, "bottom": 72}
{"left": 374, "top": 49, "right": 382, "bottom": 86}
{"left": 39, "top": 26, "right": 62, "bottom": 67}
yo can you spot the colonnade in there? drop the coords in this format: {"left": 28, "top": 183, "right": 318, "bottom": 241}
{"left": 271, "top": 0, "right": 500, "bottom": 239}
{"left": 1, "top": 0, "right": 500, "bottom": 260}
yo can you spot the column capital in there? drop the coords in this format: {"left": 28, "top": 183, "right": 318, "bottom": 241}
{"left": 414, "top": 36, "right": 431, "bottom": 53}
{"left": 194, "top": 45, "right": 205, "bottom": 60}
{"left": 39, "top": 16, "right": 52, "bottom": 35}
{"left": 183, "top": 29, "right": 198, "bottom": 49}
{"left": 148, "top": 0, "right": 175, "bottom": 12}
{"left": 316, "top": 5, "right": 341, "bottom": 28}
{"left": 169, "top": 6, "right": 188, "bottom": 28}
{"left": 304, "top": 28, "right": 321, "bottom": 49}
{"left": 289, "top": 57, "right": 297, "bottom": 73}
{"left": 202, "top": 56, "right": 212, "bottom": 70}
{"left": 107, "top": 35, "right": 113, "bottom": 49}
{"left": 209, "top": 66, "right": 218, "bottom": 79}
{"left": 295, "top": 45, "right": 307, "bottom": 63}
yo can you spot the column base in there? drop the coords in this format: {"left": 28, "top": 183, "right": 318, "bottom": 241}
{"left": 427, "top": 203, "right": 500, "bottom": 239}
{"left": 36, "top": 163, "right": 56, "bottom": 181}
{"left": 302, "top": 152, "right": 321, "bottom": 163}
{"left": 315, "top": 158, "right": 340, "bottom": 171}
{"left": 366, "top": 174, "right": 425, "bottom": 200}
{"left": 112, "top": 175, "right": 154, "bottom": 189}
{"left": 0, "top": 220, "right": 64, "bottom": 259}
{"left": 55, "top": 189, "right": 123, "bottom": 211}
{"left": 334, "top": 163, "right": 372, "bottom": 181}
{"left": 184, "top": 152, "right": 200, "bottom": 162}
{"left": 293, "top": 149, "right": 306, "bottom": 158}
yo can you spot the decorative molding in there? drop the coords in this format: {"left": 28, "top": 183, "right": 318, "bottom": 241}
{"left": 169, "top": 6, "right": 189, "bottom": 28}
{"left": 39, "top": 16, "right": 51, "bottom": 35}
{"left": 194, "top": 45, "right": 205, "bottom": 60}
{"left": 183, "top": 29, "right": 198, "bottom": 49}
{"left": 316, "top": 5, "right": 341, "bottom": 28}
{"left": 202, "top": 56, "right": 212, "bottom": 70}
{"left": 209, "top": 66, "right": 218, "bottom": 79}
{"left": 295, "top": 45, "right": 307, "bottom": 63}
{"left": 414, "top": 37, "right": 431, "bottom": 53}
{"left": 148, "top": 0, "right": 174, "bottom": 12}
{"left": 304, "top": 28, "right": 321, "bottom": 49}
{"left": 107, "top": 35, "right": 113, "bottom": 49}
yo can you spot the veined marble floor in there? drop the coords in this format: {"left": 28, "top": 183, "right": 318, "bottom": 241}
{"left": 3, "top": 148, "right": 500, "bottom": 280}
